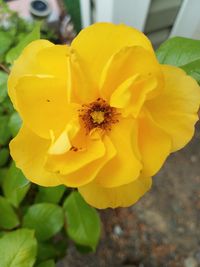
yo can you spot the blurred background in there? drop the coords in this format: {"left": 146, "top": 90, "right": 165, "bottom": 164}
{"left": 0, "top": 1, "right": 200, "bottom": 267}
{"left": 2, "top": 0, "right": 200, "bottom": 47}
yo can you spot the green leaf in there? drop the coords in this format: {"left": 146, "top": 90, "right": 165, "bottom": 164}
{"left": 0, "top": 103, "right": 4, "bottom": 115}
{"left": 0, "top": 115, "right": 11, "bottom": 145}
{"left": 23, "top": 203, "right": 64, "bottom": 241}
{"left": 0, "top": 147, "right": 9, "bottom": 167}
{"left": 76, "top": 244, "right": 94, "bottom": 254}
{"left": 0, "top": 229, "right": 37, "bottom": 267}
{"left": 63, "top": 191, "right": 101, "bottom": 251}
{"left": 0, "top": 71, "right": 8, "bottom": 103}
{"left": 0, "top": 231, "right": 4, "bottom": 238}
{"left": 181, "top": 59, "right": 200, "bottom": 84}
{"left": 6, "top": 22, "right": 41, "bottom": 64}
{"left": 35, "top": 185, "right": 66, "bottom": 204}
{"left": 156, "top": 37, "right": 200, "bottom": 65}
{"left": 0, "top": 167, "right": 8, "bottom": 186}
{"left": 2, "top": 161, "right": 30, "bottom": 207}
{"left": 37, "top": 239, "right": 67, "bottom": 262}
{"left": 1, "top": 95, "right": 14, "bottom": 114}
{"left": 8, "top": 112, "right": 22, "bottom": 137}
{"left": 156, "top": 37, "right": 200, "bottom": 83}
{"left": 37, "top": 242, "right": 58, "bottom": 262}
{"left": 0, "top": 196, "right": 19, "bottom": 229}
{"left": 36, "top": 260, "right": 55, "bottom": 267}
{"left": 0, "top": 31, "right": 13, "bottom": 57}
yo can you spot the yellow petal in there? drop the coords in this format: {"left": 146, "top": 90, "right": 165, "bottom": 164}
{"left": 14, "top": 75, "right": 79, "bottom": 139}
{"left": 69, "top": 49, "right": 98, "bottom": 103}
{"left": 100, "top": 46, "right": 163, "bottom": 100}
{"left": 48, "top": 130, "right": 71, "bottom": 155}
{"left": 110, "top": 74, "right": 139, "bottom": 108}
{"left": 110, "top": 76, "right": 157, "bottom": 117}
{"left": 9, "top": 125, "right": 61, "bottom": 186}
{"left": 78, "top": 176, "right": 152, "bottom": 209}
{"left": 146, "top": 65, "right": 200, "bottom": 151}
{"left": 48, "top": 120, "right": 80, "bottom": 155}
{"left": 45, "top": 130, "right": 106, "bottom": 176}
{"left": 59, "top": 135, "right": 116, "bottom": 187}
{"left": 72, "top": 23, "right": 154, "bottom": 84}
{"left": 8, "top": 40, "right": 70, "bottom": 109}
{"left": 138, "top": 111, "right": 172, "bottom": 177}
{"left": 8, "top": 40, "right": 53, "bottom": 88}
{"left": 36, "top": 45, "right": 70, "bottom": 78}
{"left": 95, "top": 118, "right": 142, "bottom": 188}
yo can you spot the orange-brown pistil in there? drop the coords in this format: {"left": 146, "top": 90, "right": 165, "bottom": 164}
{"left": 79, "top": 98, "right": 120, "bottom": 133}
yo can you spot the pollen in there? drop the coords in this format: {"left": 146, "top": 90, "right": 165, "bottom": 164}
{"left": 79, "top": 98, "right": 120, "bottom": 133}
{"left": 90, "top": 111, "right": 105, "bottom": 124}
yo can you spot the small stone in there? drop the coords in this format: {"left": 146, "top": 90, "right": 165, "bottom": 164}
{"left": 177, "top": 227, "right": 185, "bottom": 233}
{"left": 195, "top": 251, "right": 200, "bottom": 263}
{"left": 190, "top": 155, "right": 197, "bottom": 163}
{"left": 184, "top": 257, "right": 198, "bottom": 267}
{"left": 113, "top": 225, "right": 123, "bottom": 236}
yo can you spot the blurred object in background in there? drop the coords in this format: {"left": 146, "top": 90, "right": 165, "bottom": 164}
{"left": 6, "top": 0, "right": 61, "bottom": 29}
{"left": 169, "top": 0, "right": 200, "bottom": 39}
{"left": 0, "top": 0, "right": 58, "bottom": 45}
{"left": 62, "top": 0, "right": 82, "bottom": 33}
{"left": 145, "top": 0, "right": 182, "bottom": 33}
{"left": 29, "top": 0, "right": 52, "bottom": 18}
{"left": 145, "top": 0, "right": 182, "bottom": 48}
{"left": 2, "top": 0, "right": 200, "bottom": 47}
{"left": 80, "top": 0, "right": 200, "bottom": 48}
{"left": 60, "top": 14, "right": 76, "bottom": 44}
{"left": 80, "top": 0, "right": 183, "bottom": 48}
{"left": 93, "top": 0, "right": 151, "bottom": 31}
{"left": 59, "top": 0, "right": 78, "bottom": 44}
{"left": 2, "top": 0, "right": 78, "bottom": 43}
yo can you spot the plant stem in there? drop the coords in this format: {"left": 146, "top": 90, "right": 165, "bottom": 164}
{"left": 0, "top": 64, "right": 10, "bottom": 74}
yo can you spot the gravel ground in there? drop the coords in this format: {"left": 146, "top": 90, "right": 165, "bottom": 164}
{"left": 58, "top": 122, "right": 200, "bottom": 267}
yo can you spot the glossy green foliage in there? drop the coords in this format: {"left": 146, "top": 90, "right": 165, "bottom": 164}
{"left": 156, "top": 37, "right": 200, "bottom": 84}
{"left": 63, "top": 192, "right": 101, "bottom": 251}
{"left": 0, "top": 229, "right": 37, "bottom": 267}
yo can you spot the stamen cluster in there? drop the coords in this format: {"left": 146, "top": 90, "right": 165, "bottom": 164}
{"left": 79, "top": 98, "right": 120, "bottom": 133}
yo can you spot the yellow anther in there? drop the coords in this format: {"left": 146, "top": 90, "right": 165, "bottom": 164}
{"left": 90, "top": 111, "right": 105, "bottom": 124}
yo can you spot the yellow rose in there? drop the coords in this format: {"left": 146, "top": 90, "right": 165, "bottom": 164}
{"left": 8, "top": 23, "right": 200, "bottom": 209}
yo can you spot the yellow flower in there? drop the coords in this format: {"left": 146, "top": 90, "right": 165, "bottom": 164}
{"left": 8, "top": 23, "right": 200, "bottom": 209}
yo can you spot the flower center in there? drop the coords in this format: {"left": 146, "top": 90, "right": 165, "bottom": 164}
{"left": 79, "top": 98, "right": 119, "bottom": 133}
{"left": 90, "top": 111, "right": 105, "bottom": 124}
